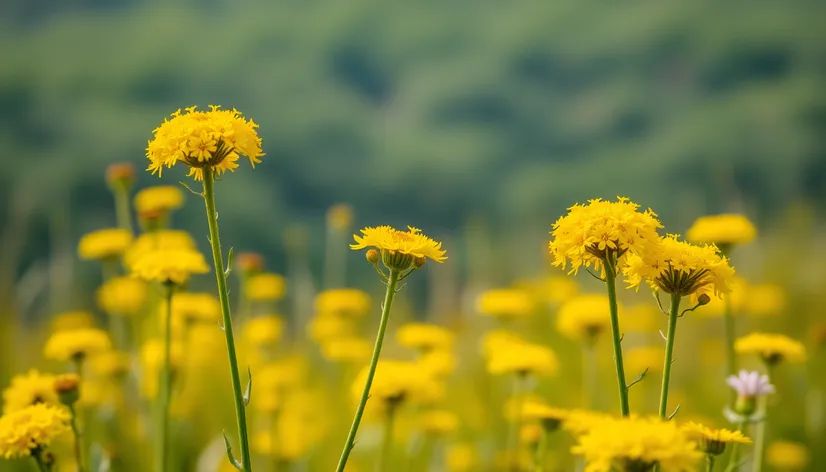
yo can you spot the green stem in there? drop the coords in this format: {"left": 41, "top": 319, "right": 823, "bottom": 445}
{"left": 723, "top": 296, "right": 737, "bottom": 402}
{"left": 659, "top": 293, "right": 681, "bottom": 418}
{"left": 533, "top": 427, "right": 549, "bottom": 472}
{"left": 335, "top": 269, "right": 401, "bottom": 472}
{"left": 753, "top": 367, "right": 772, "bottom": 472}
{"left": 69, "top": 405, "right": 86, "bottom": 472}
{"left": 156, "top": 284, "right": 174, "bottom": 472}
{"left": 33, "top": 454, "right": 49, "bottom": 472}
{"left": 707, "top": 455, "right": 716, "bottom": 472}
{"left": 505, "top": 373, "right": 525, "bottom": 469}
{"left": 725, "top": 421, "right": 746, "bottom": 472}
{"left": 114, "top": 186, "right": 133, "bottom": 234}
{"left": 378, "top": 401, "right": 398, "bottom": 472}
{"left": 604, "top": 262, "right": 630, "bottom": 416}
{"left": 202, "top": 171, "right": 253, "bottom": 472}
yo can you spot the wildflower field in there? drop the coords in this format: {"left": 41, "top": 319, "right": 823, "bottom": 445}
{"left": 0, "top": 103, "right": 822, "bottom": 472}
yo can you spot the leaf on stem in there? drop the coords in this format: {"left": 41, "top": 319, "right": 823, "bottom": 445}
{"left": 225, "top": 247, "right": 234, "bottom": 278}
{"left": 667, "top": 403, "right": 681, "bottom": 421}
{"left": 222, "top": 431, "right": 243, "bottom": 471}
{"left": 626, "top": 367, "right": 649, "bottom": 389}
{"left": 243, "top": 366, "right": 252, "bottom": 406}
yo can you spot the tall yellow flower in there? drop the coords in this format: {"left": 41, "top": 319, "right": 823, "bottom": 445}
{"left": 77, "top": 228, "right": 133, "bottom": 261}
{"left": 245, "top": 273, "right": 287, "bottom": 302}
{"left": 130, "top": 248, "right": 209, "bottom": 285}
{"left": 134, "top": 185, "right": 185, "bottom": 216}
{"left": 242, "top": 315, "right": 284, "bottom": 348}
{"left": 351, "top": 360, "right": 443, "bottom": 410}
{"left": 2, "top": 370, "right": 59, "bottom": 414}
{"left": 351, "top": 226, "right": 446, "bottom": 271}
{"left": 396, "top": 323, "right": 454, "bottom": 351}
{"left": 167, "top": 292, "right": 222, "bottom": 324}
{"left": 486, "top": 339, "right": 558, "bottom": 377}
{"left": 44, "top": 329, "right": 111, "bottom": 363}
{"left": 556, "top": 294, "right": 615, "bottom": 343}
{"left": 314, "top": 289, "right": 371, "bottom": 317}
{"left": 146, "top": 105, "right": 264, "bottom": 180}
{"left": 0, "top": 403, "right": 70, "bottom": 459}
{"left": 124, "top": 230, "right": 198, "bottom": 267}
{"left": 682, "top": 422, "right": 751, "bottom": 456}
{"left": 96, "top": 276, "right": 149, "bottom": 316}
{"left": 686, "top": 214, "right": 756, "bottom": 247}
{"left": 549, "top": 197, "right": 662, "bottom": 275}
{"left": 476, "top": 288, "right": 535, "bottom": 319}
{"left": 735, "top": 333, "right": 806, "bottom": 365}
{"left": 321, "top": 337, "right": 372, "bottom": 364}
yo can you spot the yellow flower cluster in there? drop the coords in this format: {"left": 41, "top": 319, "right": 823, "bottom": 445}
{"left": 556, "top": 294, "right": 614, "bottom": 342}
{"left": 123, "top": 230, "right": 198, "bottom": 267}
{"left": 96, "top": 276, "right": 149, "bottom": 316}
{"left": 77, "top": 228, "right": 133, "bottom": 261}
{"left": 686, "top": 214, "right": 757, "bottom": 247}
{"left": 549, "top": 197, "right": 662, "bottom": 275}
{"left": 43, "top": 328, "right": 111, "bottom": 362}
{"left": 476, "top": 288, "right": 535, "bottom": 318}
{"left": 682, "top": 422, "right": 751, "bottom": 455}
{"left": 571, "top": 416, "right": 702, "bottom": 472}
{"left": 146, "top": 105, "right": 264, "bottom": 180}
{"left": 320, "top": 337, "right": 371, "bottom": 364}
{"left": 1, "top": 370, "right": 58, "bottom": 414}
{"left": 735, "top": 332, "right": 806, "bottom": 365}
{"left": 313, "top": 289, "right": 371, "bottom": 317}
{"left": 397, "top": 323, "right": 454, "bottom": 351}
{"left": 50, "top": 311, "right": 96, "bottom": 333}
{"left": 130, "top": 248, "right": 210, "bottom": 285}
{"left": 168, "top": 292, "right": 222, "bottom": 324}
{"left": 624, "top": 234, "right": 735, "bottom": 296}
{"left": 134, "top": 185, "right": 184, "bottom": 217}
{"left": 245, "top": 273, "right": 287, "bottom": 301}
{"left": 351, "top": 225, "right": 447, "bottom": 270}
{"left": 351, "top": 360, "right": 443, "bottom": 409}
{"left": 0, "top": 403, "right": 70, "bottom": 459}
{"left": 242, "top": 315, "right": 284, "bottom": 348}
{"left": 486, "top": 336, "right": 558, "bottom": 377}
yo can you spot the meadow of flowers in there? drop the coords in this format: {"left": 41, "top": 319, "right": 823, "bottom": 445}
{"left": 0, "top": 106, "right": 821, "bottom": 472}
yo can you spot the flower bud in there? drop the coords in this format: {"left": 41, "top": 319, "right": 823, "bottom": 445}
{"left": 734, "top": 394, "right": 757, "bottom": 417}
{"left": 697, "top": 294, "right": 711, "bottom": 306}
{"left": 236, "top": 252, "right": 265, "bottom": 275}
{"left": 366, "top": 249, "right": 380, "bottom": 265}
{"left": 105, "top": 163, "right": 135, "bottom": 190}
{"left": 54, "top": 374, "right": 81, "bottom": 406}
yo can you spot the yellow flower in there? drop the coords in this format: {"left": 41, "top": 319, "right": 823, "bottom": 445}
{"left": 549, "top": 197, "right": 662, "bottom": 275}
{"left": 50, "top": 311, "right": 95, "bottom": 333}
{"left": 44, "top": 328, "right": 111, "bottom": 363}
{"left": 446, "top": 442, "right": 477, "bottom": 472}
{"left": 167, "top": 292, "right": 221, "bottom": 324}
{"left": 562, "top": 409, "right": 614, "bottom": 436}
{"left": 133, "top": 185, "right": 184, "bottom": 216}
{"left": 624, "top": 234, "right": 735, "bottom": 296}
{"left": 130, "top": 248, "right": 209, "bottom": 285}
{"left": 735, "top": 333, "right": 806, "bottom": 365}
{"left": 140, "top": 339, "right": 183, "bottom": 398}
{"left": 313, "top": 289, "right": 371, "bottom": 317}
{"left": 556, "top": 294, "right": 614, "bottom": 342}
{"left": 254, "top": 357, "right": 308, "bottom": 412}
{"left": 476, "top": 288, "right": 535, "bottom": 318}
{"left": 241, "top": 316, "right": 284, "bottom": 348}
{"left": 77, "top": 228, "right": 133, "bottom": 261}
{"left": 420, "top": 409, "right": 460, "bottom": 436}
{"left": 521, "top": 399, "right": 569, "bottom": 425}
{"left": 480, "top": 329, "right": 524, "bottom": 358}
{"left": 625, "top": 346, "right": 666, "bottom": 375}
{"left": 2, "top": 370, "right": 59, "bottom": 414}
{"left": 96, "top": 277, "right": 149, "bottom": 316}
{"left": 397, "top": 323, "right": 454, "bottom": 351}
{"left": 253, "top": 390, "right": 328, "bottom": 461}
{"left": 308, "top": 314, "right": 356, "bottom": 345}
{"left": 486, "top": 339, "right": 558, "bottom": 377}
{"left": 327, "top": 203, "right": 354, "bottom": 230}
{"left": 571, "top": 416, "right": 702, "bottom": 472}
{"left": 0, "top": 403, "right": 70, "bottom": 459}
{"left": 351, "top": 360, "right": 443, "bottom": 407}
{"left": 320, "top": 337, "right": 371, "bottom": 364}
{"left": 418, "top": 349, "right": 457, "bottom": 377}
{"left": 87, "top": 351, "right": 131, "bottom": 378}
{"left": 743, "top": 283, "right": 786, "bottom": 317}
{"left": 351, "top": 225, "right": 446, "bottom": 270}
{"left": 146, "top": 105, "right": 264, "bottom": 181}
{"left": 123, "top": 230, "right": 198, "bottom": 268}
{"left": 766, "top": 441, "right": 809, "bottom": 471}
{"left": 686, "top": 214, "right": 756, "bottom": 247}
{"left": 245, "top": 273, "right": 287, "bottom": 301}
{"left": 682, "top": 422, "right": 751, "bottom": 455}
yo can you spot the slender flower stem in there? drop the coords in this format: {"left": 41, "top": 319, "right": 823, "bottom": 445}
{"left": 533, "top": 427, "right": 549, "bottom": 472}
{"left": 505, "top": 373, "right": 525, "bottom": 469}
{"left": 707, "top": 455, "right": 716, "bottom": 472}
{"left": 33, "top": 453, "right": 49, "bottom": 472}
{"left": 723, "top": 296, "right": 736, "bottom": 402}
{"left": 752, "top": 366, "right": 772, "bottom": 472}
{"left": 113, "top": 186, "right": 133, "bottom": 235}
{"left": 156, "top": 284, "right": 174, "bottom": 472}
{"left": 202, "top": 171, "right": 253, "bottom": 472}
{"left": 335, "top": 269, "right": 401, "bottom": 472}
{"left": 69, "top": 404, "right": 86, "bottom": 472}
{"left": 378, "top": 401, "right": 399, "bottom": 472}
{"left": 659, "top": 293, "right": 681, "bottom": 418}
{"left": 603, "top": 260, "right": 630, "bottom": 416}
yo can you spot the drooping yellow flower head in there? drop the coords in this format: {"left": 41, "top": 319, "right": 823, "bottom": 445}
{"left": 146, "top": 105, "right": 264, "bottom": 180}
{"left": 123, "top": 230, "right": 198, "bottom": 268}
{"left": 686, "top": 214, "right": 757, "bottom": 247}
{"left": 242, "top": 315, "right": 284, "bottom": 348}
{"left": 571, "top": 416, "right": 702, "bottom": 472}
{"left": 556, "top": 294, "right": 614, "bottom": 342}
{"left": 625, "top": 346, "right": 666, "bottom": 374}
{"left": 77, "top": 228, "right": 133, "bottom": 261}
{"left": 44, "top": 328, "right": 111, "bottom": 363}
{"left": 245, "top": 273, "right": 287, "bottom": 302}
{"left": 134, "top": 185, "right": 185, "bottom": 217}
{"left": 50, "top": 311, "right": 96, "bottom": 333}
{"left": 320, "top": 337, "right": 371, "bottom": 364}
{"left": 682, "top": 422, "right": 751, "bottom": 455}
{"left": 0, "top": 403, "right": 70, "bottom": 459}
{"left": 351, "top": 360, "right": 443, "bottom": 408}
{"left": 766, "top": 441, "right": 809, "bottom": 471}
{"left": 476, "top": 288, "right": 535, "bottom": 319}
{"left": 735, "top": 333, "right": 806, "bottom": 365}
{"left": 96, "top": 276, "right": 149, "bottom": 317}
{"left": 624, "top": 234, "right": 735, "bottom": 296}
{"left": 486, "top": 339, "right": 558, "bottom": 377}
{"left": 351, "top": 226, "right": 446, "bottom": 271}
{"left": 313, "top": 289, "right": 371, "bottom": 318}
{"left": 549, "top": 197, "right": 662, "bottom": 275}
{"left": 130, "top": 248, "right": 210, "bottom": 285}
{"left": 2, "top": 370, "right": 59, "bottom": 414}
{"left": 397, "top": 323, "right": 454, "bottom": 351}
{"left": 420, "top": 409, "right": 460, "bottom": 436}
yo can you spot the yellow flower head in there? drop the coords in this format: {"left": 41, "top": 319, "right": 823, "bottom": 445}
{"left": 2, "top": 370, "right": 59, "bottom": 414}
{"left": 624, "top": 234, "right": 735, "bottom": 296}
{"left": 420, "top": 409, "right": 459, "bottom": 436}
{"left": 686, "top": 214, "right": 757, "bottom": 247}
{"left": 351, "top": 360, "right": 444, "bottom": 407}
{"left": 320, "top": 337, "right": 371, "bottom": 364}
{"left": 313, "top": 289, "right": 371, "bottom": 318}
{"left": 446, "top": 442, "right": 478, "bottom": 472}
{"left": 625, "top": 346, "right": 666, "bottom": 375}
{"left": 50, "top": 311, "right": 95, "bottom": 333}
{"left": 96, "top": 276, "right": 149, "bottom": 317}
{"left": 556, "top": 294, "right": 614, "bottom": 342}
{"left": 571, "top": 416, "right": 702, "bottom": 472}
{"left": 766, "top": 441, "right": 809, "bottom": 471}
{"left": 0, "top": 403, "right": 70, "bottom": 459}
{"left": 486, "top": 339, "right": 558, "bottom": 377}
{"left": 682, "top": 422, "right": 751, "bottom": 455}
{"left": 245, "top": 273, "right": 287, "bottom": 302}
{"left": 146, "top": 105, "right": 264, "bottom": 180}
{"left": 308, "top": 314, "right": 356, "bottom": 345}
{"left": 134, "top": 185, "right": 185, "bottom": 217}
{"left": 476, "top": 288, "right": 535, "bottom": 319}
{"left": 418, "top": 349, "right": 458, "bottom": 377}
{"left": 522, "top": 399, "right": 569, "bottom": 431}
{"left": 735, "top": 333, "right": 806, "bottom": 365}
{"left": 130, "top": 248, "right": 210, "bottom": 285}
{"left": 562, "top": 409, "right": 614, "bottom": 436}
{"left": 351, "top": 226, "right": 446, "bottom": 271}
{"left": 87, "top": 351, "right": 131, "bottom": 378}
{"left": 327, "top": 203, "right": 354, "bottom": 230}
{"left": 77, "top": 228, "right": 133, "bottom": 261}
{"left": 549, "top": 197, "right": 662, "bottom": 275}
{"left": 397, "top": 323, "right": 454, "bottom": 351}
{"left": 480, "top": 329, "right": 524, "bottom": 358}
{"left": 242, "top": 315, "right": 284, "bottom": 348}
{"left": 167, "top": 292, "right": 221, "bottom": 324}
{"left": 44, "top": 328, "right": 111, "bottom": 362}
{"left": 123, "top": 230, "right": 198, "bottom": 268}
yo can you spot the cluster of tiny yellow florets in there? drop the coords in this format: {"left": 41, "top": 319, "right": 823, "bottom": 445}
{"left": 735, "top": 332, "right": 807, "bottom": 365}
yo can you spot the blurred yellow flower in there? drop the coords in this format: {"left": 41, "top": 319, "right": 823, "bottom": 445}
{"left": 476, "top": 288, "right": 535, "bottom": 318}
{"left": 520, "top": 423, "right": 543, "bottom": 445}
{"left": 44, "top": 328, "right": 111, "bottom": 363}
{"left": 314, "top": 288, "right": 371, "bottom": 317}
{"left": 397, "top": 323, "right": 454, "bottom": 351}
{"left": 130, "top": 248, "right": 209, "bottom": 285}
{"left": 245, "top": 273, "right": 287, "bottom": 301}
{"left": 96, "top": 276, "right": 149, "bottom": 316}
{"left": 686, "top": 214, "right": 756, "bottom": 247}
{"left": 2, "top": 370, "right": 58, "bottom": 414}
{"left": 146, "top": 105, "right": 264, "bottom": 180}
{"left": 681, "top": 422, "right": 750, "bottom": 455}
{"left": 123, "top": 230, "right": 198, "bottom": 268}
{"left": 140, "top": 339, "right": 183, "bottom": 398}
{"left": 562, "top": 409, "right": 613, "bottom": 436}
{"left": 87, "top": 351, "right": 131, "bottom": 378}
{"left": 743, "top": 283, "right": 786, "bottom": 317}
{"left": 50, "top": 311, "right": 96, "bottom": 333}
{"left": 556, "top": 294, "right": 614, "bottom": 342}
{"left": 321, "top": 337, "right": 371, "bottom": 364}
{"left": 571, "top": 416, "right": 701, "bottom": 472}
{"left": 77, "top": 228, "right": 133, "bottom": 261}
{"left": 351, "top": 360, "right": 443, "bottom": 408}
{"left": 167, "top": 292, "right": 221, "bottom": 324}
{"left": 486, "top": 340, "right": 558, "bottom": 377}
{"left": 351, "top": 225, "right": 447, "bottom": 270}
{"left": 418, "top": 349, "right": 457, "bottom": 377}
{"left": 480, "top": 329, "right": 523, "bottom": 357}
{"left": 446, "top": 442, "right": 477, "bottom": 472}
{"left": 625, "top": 346, "right": 665, "bottom": 375}
{"left": 621, "top": 304, "right": 661, "bottom": 333}
{"left": 133, "top": 185, "right": 184, "bottom": 216}
{"left": 766, "top": 441, "right": 809, "bottom": 471}
{"left": 735, "top": 333, "right": 806, "bottom": 365}
{"left": 308, "top": 314, "right": 356, "bottom": 345}
{"left": 521, "top": 399, "right": 569, "bottom": 425}
{"left": 624, "top": 234, "right": 735, "bottom": 296}
{"left": 543, "top": 275, "right": 580, "bottom": 304}
{"left": 327, "top": 203, "right": 354, "bottom": 230}
{"left": 254, "top": 357, "right": 308, "bottom": 412}
{"left": 549, "top": 197, "right": 662, "bottom": 275}
{"left": 420, "top": 409, "right": 459, "bottom": 436}
{"left": 0, "top": 403, "right": 70, "bottom": 459}
{"left": 242, "top": 315, "right": 284, "bottom": 348}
